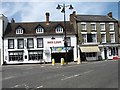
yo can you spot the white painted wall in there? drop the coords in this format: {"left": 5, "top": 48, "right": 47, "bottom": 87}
{"left": 4, "top": 35, "right": 77, "bottom": 64}
{"left": 118, "top": 47, "right": 120, "bottom": 58}
{"left": 0, "top": 14, "right": 8, "bottom": 65}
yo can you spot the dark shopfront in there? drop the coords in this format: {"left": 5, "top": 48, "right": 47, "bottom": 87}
{"left": 51, "top": 47, "right": 73, "bottom": 63}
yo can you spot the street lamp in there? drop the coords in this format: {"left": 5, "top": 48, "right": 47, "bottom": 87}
{"left": 56, "top": 4, "right": 73, "bottom": 64}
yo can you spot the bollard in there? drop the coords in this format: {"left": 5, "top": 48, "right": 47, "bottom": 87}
{"left": 61, "top": 58, "right": 64, "bottom": 66}
{"left": 77, "top": 58, "right": 81, "bottom": 64}
{"left": 52, "top": 58, "right": 55, "bottom": 66}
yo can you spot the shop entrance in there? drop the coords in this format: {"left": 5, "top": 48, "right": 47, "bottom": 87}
{"left": 51, "top": 49, "right": 73, "bottom": 63}
{"left": 51, "top": 53, "right": 65, "bottom": 63}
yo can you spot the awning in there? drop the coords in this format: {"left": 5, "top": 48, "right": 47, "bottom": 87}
{"left": 80, "top": 46, "right": 100, "bottom": 52}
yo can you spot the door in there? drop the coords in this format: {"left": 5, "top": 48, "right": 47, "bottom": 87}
{"left": 104, "top": 48, "right": 107, "bottom": 59}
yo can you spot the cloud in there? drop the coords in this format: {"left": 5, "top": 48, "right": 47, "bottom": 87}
{"left": 1, "top": 2, "right": 118, "bottom": 22}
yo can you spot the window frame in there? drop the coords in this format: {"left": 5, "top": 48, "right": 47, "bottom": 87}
{"left": 17, "top": 39, "right": 24, "bottom": 49}
{"left": 91, "top": 23, "right": 96, "bottom": 30}
{"left": 27, "top": 38, "right": 34, "bottom": 48}
{"left": 110, "top": 33, "right": 115, "bottom": 43}
{"left": 36, "top": 26, "right": 44, "bottom": 33}
{"left": 101, "top": 34, "right": 106, "bottom": 43}
{"left": 28, "top": 50, "right": 43, "bottom": 61}
{"left": 9, "top": 51, "right": 23, "bottom": 61}
{"left": 82, "top": 34, "right": 87, "bottom": 43}
{"left": 81, "top": 22, "right": 86, "bottom": 30}
{"left": 37, "top": 38, "right": 43, "bottom": 48}
{"left": 8, "top": 39, "right": 14, "bottom": 49}
{"left": 109, "top": 23, "right": 114, "bottom": 31}
{"left": 100, "top": 23, "right": 105, "bottom": 31}
{"left": 55, "top": 26, "right": 63, "bottom": 33}
{"left": 16, "top": 27, "right": 23, "bottom": 34}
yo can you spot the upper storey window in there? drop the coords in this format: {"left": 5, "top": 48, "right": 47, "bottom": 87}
{"left": 81, "top": 22, "right": 86, "bottom": 30}
{"left": 55, "top": 26, "right": 63, "bottom": 33}
{"left": 91, "top": 23, "right": 96, "bottom": 30}
{"left": 16, "top": 27, "right": 23, "bottom": 34}
{"left": 109, "top": 23, "right": 114, "bottom": 31}
{"left": 100, "top": 23, "right": 105, "bottom": 31}
{"left": 36, "top": 26, "right": 44, "bottom": 33}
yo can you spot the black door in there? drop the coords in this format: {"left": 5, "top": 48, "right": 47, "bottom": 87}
{"left": 104, "top": 48, "right": 107, "bottom": 59}
{"left": 51, "top": 53, "right": 65, "bottom": 63}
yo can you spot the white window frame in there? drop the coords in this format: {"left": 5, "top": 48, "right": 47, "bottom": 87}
{"left": 92, "top": 34, "right": 97, "bottom": 43}
{"left": 82, "top": 34, "right": 87, "bottom": 43}
{"left": 55, "top": 26, "right": 63, "bottom": 33}
{"left": 109, "top": 22, "right": 114, "bottom": 31}
{"left": 16, "top": 27, "right": 23, "bottom": 34}
{"left": 91, "top": 22, "right": 96, "bottom": 30}
{"left": 100, "top": 23, "right": 105, "bottom": 31}
{"left": 101, "top": 34, "right": 106, "bottom": 43}
{"left": 17, "top": 39, "right": 24, "bottom": 49}
{"left": 36, "top": 26, "right": 44, "bottom": 33}
{"left": 110, "top": 32, "right": 115, "bottom": 43}
{"left": 81, "top": 22, "right": 86, "bottom": 30}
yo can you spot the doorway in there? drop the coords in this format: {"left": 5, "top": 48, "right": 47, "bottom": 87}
{"left": 104, "top": 48, "right": 107, "bottom": 59}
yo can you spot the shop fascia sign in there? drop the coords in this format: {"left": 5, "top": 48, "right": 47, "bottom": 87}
{"left": 47, "top": 40, "right": 62, "bottom": 44}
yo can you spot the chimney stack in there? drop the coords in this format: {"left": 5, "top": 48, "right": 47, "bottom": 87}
{"left": 45, "top": 12, "right": 50, "bottom": 25}
{"left": 107, "top": 12, "right": 112, "bottom": 18}
{"left": 70, "top": 11, "right": 76, "bottom": 24}
{"left": 11, "top": 18, "right": 15, "bottom": 23}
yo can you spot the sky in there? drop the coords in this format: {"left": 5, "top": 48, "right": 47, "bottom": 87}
{"left": 0, "top": 0, "right": 119, "bottom": 22}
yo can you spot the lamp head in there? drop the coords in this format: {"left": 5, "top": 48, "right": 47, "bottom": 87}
{"left": 56, "top": 4, "right": 61, "bottom": 10}
{"left": 69, "top": 5, "right": 74, "bottom": 10}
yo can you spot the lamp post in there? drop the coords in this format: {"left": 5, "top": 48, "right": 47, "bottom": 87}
{"left": 56, "top": 4, "right": 73, "bottom": 64}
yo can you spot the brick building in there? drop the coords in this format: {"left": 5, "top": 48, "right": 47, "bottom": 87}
{"left": 70, "top": 11, "right": 120, "bottom": 61}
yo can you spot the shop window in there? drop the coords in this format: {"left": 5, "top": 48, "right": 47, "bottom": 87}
{"left": 109, "top": 47, "right": 117, "bottom": 56}
{"left": 9, "top": 51, "right": 23, "bottom": 61}
{"left": 37, "top": 38, "right": 43, "bottom": 48}
{"left": 86, "top": 52, "right": 96, "bottom": 57}
{"left": 8, "top": 39, "right": 14, "bottom": 49}
{"left": 109, "top": 47, "right": 112, "bottom": 56}
{"left": 28, "top": 51, "right": 43, "bottom": 61}
{"left": 18, "top": 39, "right": 24, "bottom": 49}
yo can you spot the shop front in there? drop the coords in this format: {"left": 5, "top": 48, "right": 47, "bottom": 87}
{"left": 99, "top": 44, "right": 120, "bottom": 60}
{"left": 51, "top": 47, "right": 74, "bottom": 63}
{"left": 80, "top": 45, "right": 100, "bottom": 61}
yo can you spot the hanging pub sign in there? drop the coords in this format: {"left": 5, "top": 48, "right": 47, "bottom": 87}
{"left": 51, "top": 47, "right": 72, "bottom": 53}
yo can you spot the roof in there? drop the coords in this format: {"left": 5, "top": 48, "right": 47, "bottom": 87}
{"left": 4, "top": 21, "right": 76, "bottom": 37}
{"left": 76, "top": 15, "right": 117, "bottom": 22}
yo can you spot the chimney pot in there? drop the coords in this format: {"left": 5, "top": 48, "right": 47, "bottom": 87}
{"left": 107, "top": 12, "right": 112, "bottom": 18}
{"left": 11, "top": 18, "right": 15, "bottom": 23}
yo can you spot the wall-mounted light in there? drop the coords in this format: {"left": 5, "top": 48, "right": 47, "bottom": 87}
{"left": 51, "top": 37, "right": 55, "bottom": 39}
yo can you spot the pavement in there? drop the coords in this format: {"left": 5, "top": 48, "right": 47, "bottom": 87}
{"left": 2, "top": 59, "right": 114, "bottom": 67}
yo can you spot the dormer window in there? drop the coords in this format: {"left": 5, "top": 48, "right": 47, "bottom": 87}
{"left": 55, "top": 26, "right": 63, "bottom": 33}
{"left": 16, "top": 27, "right": 23, "bottom": 34}
{"left": 36, "top": 26, "right": 44, "bottom": 33}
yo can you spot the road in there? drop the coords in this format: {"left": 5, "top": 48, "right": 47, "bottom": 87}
{"left": 1, "top": 60, "right": 118, "bottom": 89}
